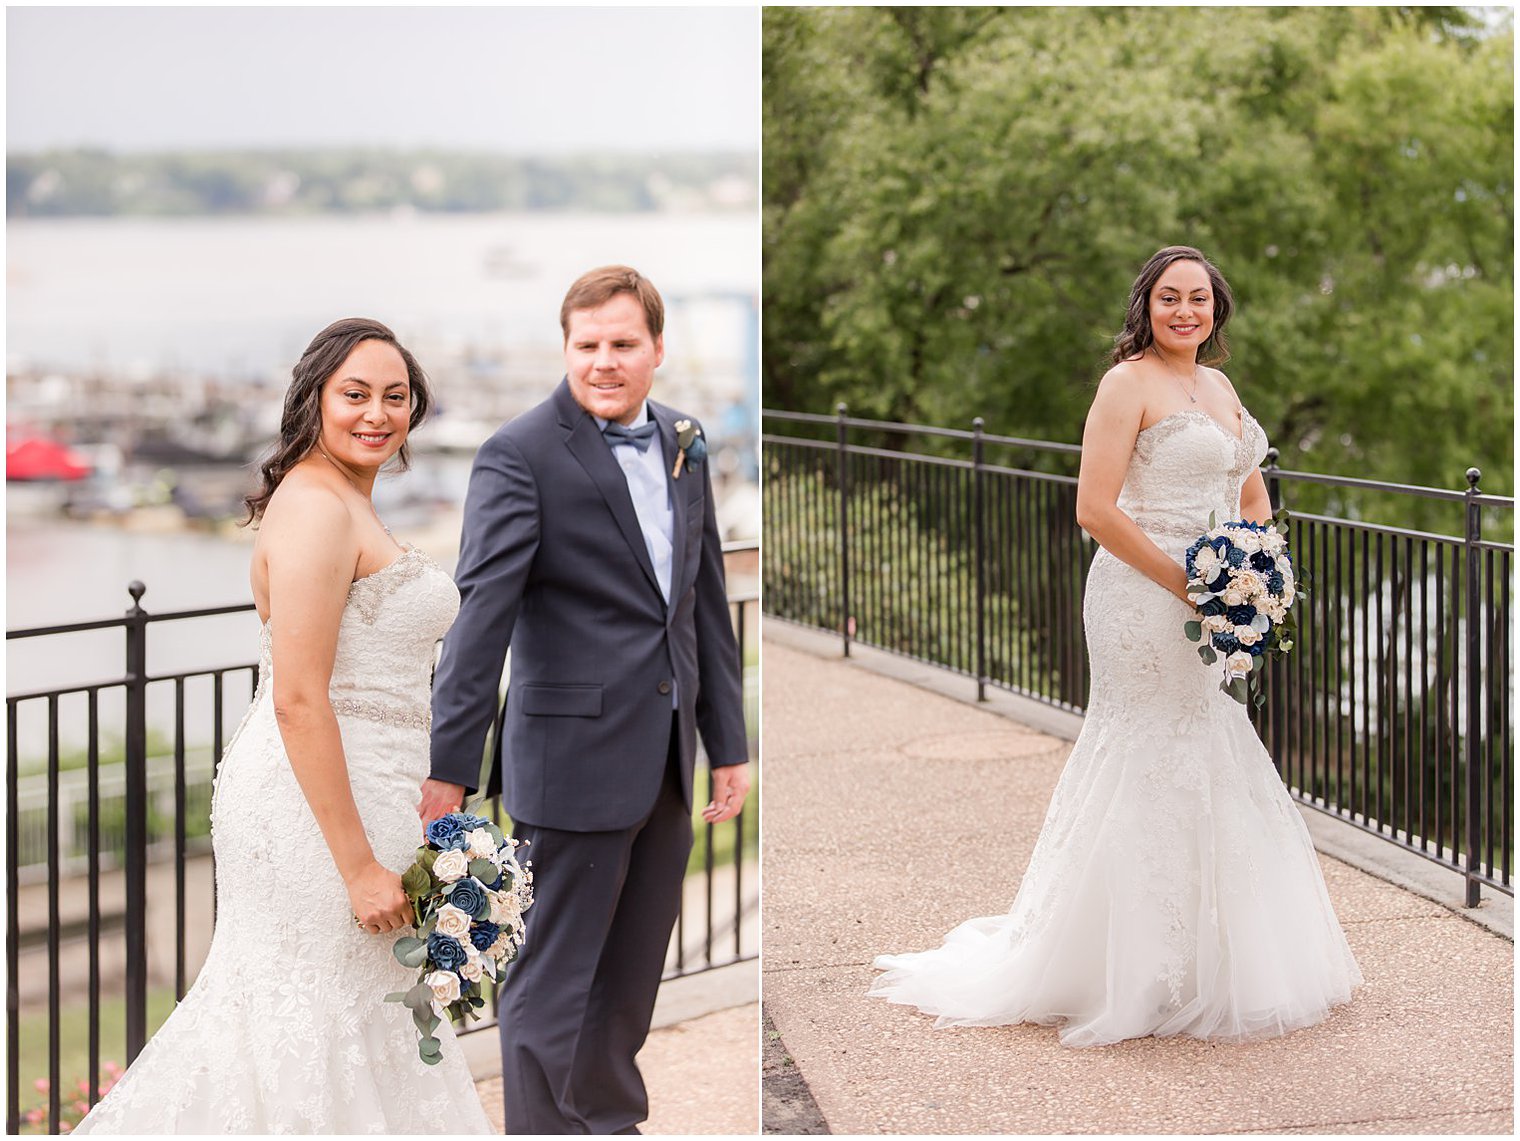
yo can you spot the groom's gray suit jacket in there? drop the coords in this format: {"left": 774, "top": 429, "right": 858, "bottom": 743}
{"left": 429, "top": 378, "right": 747, "bottom": 832}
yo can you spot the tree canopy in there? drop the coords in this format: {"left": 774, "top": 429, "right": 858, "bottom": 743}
{"left": 763, "top": 6, "right": 1513, "bottom": 500}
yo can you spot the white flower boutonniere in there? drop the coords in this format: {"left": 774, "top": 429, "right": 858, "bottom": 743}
{"left": 671, "top": 419, "right": 707, "bottom": 480}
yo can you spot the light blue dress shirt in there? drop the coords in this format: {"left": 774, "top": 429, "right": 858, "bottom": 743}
{"left": 595, "top": 402, "right": 675, "bottom": 605}
{"left": 597, "top": 403, "right": 677, "bottom": 708}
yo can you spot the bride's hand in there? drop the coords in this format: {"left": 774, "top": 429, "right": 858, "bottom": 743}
{"left": 346, "top": 860, "right": 412, "bottom": 934}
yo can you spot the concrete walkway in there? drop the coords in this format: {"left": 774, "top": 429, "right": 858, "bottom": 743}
{"left": 467, "top": 959, "right": 759, "bottom": 1135}
{"left": 762, "top": 628, "right": 1514, "bottom": 1135}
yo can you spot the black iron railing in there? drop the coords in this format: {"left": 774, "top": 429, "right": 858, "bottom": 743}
{"left": 5, "top": 542, "right": 758, "bottom": 1134}
{"left": 763, "top": 406, "right": 1513, "bottom": 907}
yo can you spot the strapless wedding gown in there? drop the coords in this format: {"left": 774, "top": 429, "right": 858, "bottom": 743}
{"left": 76, "top": 547, "right": 493, "bottom": 1133}
{"left": 870, "top": 409, "right": 1362, "bottom": 1045}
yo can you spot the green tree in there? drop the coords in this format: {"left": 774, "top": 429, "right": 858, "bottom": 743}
{"left": 763, "top": 6, "right": 1513, "bottom": 516}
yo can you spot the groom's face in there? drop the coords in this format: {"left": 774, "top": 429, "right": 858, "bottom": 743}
{"left": 564, "top": 293, "right": 664, "bottom": 426}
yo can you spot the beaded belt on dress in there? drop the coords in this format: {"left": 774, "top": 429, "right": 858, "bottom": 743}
{"left": 330, "top": 695, "right": 432, "bottom": 732}
{"left": 1131, "top": 515, "right": 1208, "bottom": 541}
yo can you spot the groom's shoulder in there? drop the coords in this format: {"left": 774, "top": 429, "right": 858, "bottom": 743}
{"left": 483, "top": 388, "right": 561, "bottom": 453}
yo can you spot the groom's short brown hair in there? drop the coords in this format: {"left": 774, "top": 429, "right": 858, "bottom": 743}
{"left": 559, "top": 265, "right": 665, "bottom": 341}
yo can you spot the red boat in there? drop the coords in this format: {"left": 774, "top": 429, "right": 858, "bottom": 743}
{"left": 6, "top": 434, "right": 93, "bottom": 481}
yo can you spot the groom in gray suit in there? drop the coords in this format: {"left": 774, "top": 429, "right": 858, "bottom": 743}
{"left": 420, "top": 265, "right": 750, "bottom": 1134}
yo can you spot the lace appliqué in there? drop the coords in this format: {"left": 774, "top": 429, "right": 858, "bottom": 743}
{"left": 347, "top": 547, "right": 435, "bottom": 624}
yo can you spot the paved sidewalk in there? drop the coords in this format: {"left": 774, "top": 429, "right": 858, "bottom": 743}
{"left": 475, "top": 1001, "right": 759, "bottom": 1135}
{"left": 762, "top": 631, "right": 1514, "bottom": 1135}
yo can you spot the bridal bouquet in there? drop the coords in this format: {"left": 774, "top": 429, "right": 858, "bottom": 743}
{"left": 1183, "top": 509, "right": 1303, "bottom": 706}
{"left": 386, "top": 811, "right": 534, "bottom": 1064}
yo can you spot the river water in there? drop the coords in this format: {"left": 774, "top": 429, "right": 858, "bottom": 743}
{"left": 6, "top": 209, "right": 758, "bottom": 755}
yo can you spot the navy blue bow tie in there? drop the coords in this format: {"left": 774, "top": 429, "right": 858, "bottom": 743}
{"left": 602, "top": 421, "right": 658, "bottom": 452}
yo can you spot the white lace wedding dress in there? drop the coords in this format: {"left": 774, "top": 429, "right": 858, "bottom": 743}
{"left": 870, "top": 409, "right": 1363, "bottom": 1046}
{"left": 76, "top": 547, "right": 493, "bottom": 1133}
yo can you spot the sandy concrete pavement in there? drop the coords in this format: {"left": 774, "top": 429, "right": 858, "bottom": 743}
{"left": 761, "top": 631, "right": 1513, "bottom": 1135}
{"left": 475, "top": 1001, "right": 759, "bottom": 1135}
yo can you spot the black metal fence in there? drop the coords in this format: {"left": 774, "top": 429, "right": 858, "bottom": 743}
{"left": 5, "top": 543, "right": 758, "bottom": 1134}
{"left": 763, "top": 406, "right": 1513, "bottom": 907}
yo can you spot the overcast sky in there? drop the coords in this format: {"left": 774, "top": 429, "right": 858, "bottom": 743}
{"left": 7, "top": 6, "right": 759, "bottom": 153}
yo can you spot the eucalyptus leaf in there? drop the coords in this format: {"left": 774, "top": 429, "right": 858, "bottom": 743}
{"left": 1183, "top": 620, "right": 1202, "bottom": 642}
{"left": 393, "top": 936, "right": 428, "bottom": 969}
{"left": 1251, "top": 613, "right": 1271, "bottom": 633}
{"left": 468, "top": 858, "right": 497, "bottom": 882}
{"left": 1250, "top": 654, "right": 1265, "bottom": 673}
{"left": 405, "top": 982, "right": 433, "bottom": 1010}
{"left": 401, "top": 864, "right": 433, "bottom": 899}
{"left": 1198, "top": 645, "right": 1217, "bottom": 665}
{"left": 1226, "top": 678, "right": 1248, "bottom": 704}
{"left": 383, "top": 991, "right": 407, "bottom": 1004}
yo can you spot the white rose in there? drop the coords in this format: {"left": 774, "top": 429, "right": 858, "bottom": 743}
{"left": 1202, "top": 614, "right": 1231, "bottom": 634}
{"left": 459, "top": 949, "right": 484, "bottom": 983}
{"left": 1226, "top": 651, "right": 1254, "bottom": 679}
{"left": 1193, "top": 545, "right": 1219, "bottom": 575}
{"left": 1262, "top": 530, "right": 1285, "bottom": 555}
{"left": 424, "top": 969, "right": 460, "bottom": 1006}
{"left": 1221, "top": 587, "right": 1246, "bottom": 608}
{"left": 433, "top": 848, "right": 469, "bottom": 884}
{"left": 1235, "top": 626, "right": 1262, "bottom": 646}
{"left": 1235, "top": 530, "right": 1262, "bottom": 554}
{"left": 434, "top": 903, "right": 472, "bottom": 939}
{"left": 465, "top": 828, "right": 497, "bottom": 859}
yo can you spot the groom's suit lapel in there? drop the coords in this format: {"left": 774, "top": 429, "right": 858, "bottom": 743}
{"left": 554, "top": 380, "right": 665, "bottom": 603}
{"left": 651, "top": 402, "right": 694, "bottom": 609}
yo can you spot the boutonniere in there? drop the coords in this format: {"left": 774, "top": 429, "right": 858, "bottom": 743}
{"left": 671, "top": 419, "right": 707, "bottom": 480}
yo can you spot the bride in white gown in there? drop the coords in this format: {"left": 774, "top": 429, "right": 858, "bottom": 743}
{"left": 870, "top": 247, "right": 1362, "bottom": 1046}
{"left": 76, "top": 320, "right": 493, "bottom": 1133}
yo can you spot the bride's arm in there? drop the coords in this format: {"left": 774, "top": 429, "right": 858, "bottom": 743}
{"left": 261, "top": 482, "right": 412, "bottom": 934}
{"left": 1239, "top": 469, "right": 1272, "bottom": 525}
{"left": 1074, "top": 369, "right": 1193, "bottom": 604}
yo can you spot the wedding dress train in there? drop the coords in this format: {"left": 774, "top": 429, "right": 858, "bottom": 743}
{"left": 870, "top": 409, "right": 1362, "bottom": 1046}
{"left": 76, "top": 547, "right": 493, "bottom": 1133}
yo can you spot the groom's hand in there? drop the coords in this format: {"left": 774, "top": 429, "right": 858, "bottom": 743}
{"left": 418, "top": 778, "right": 466, "bottom": 832}
{"left": 702, "top": 762, "right": 750, "bottom": 825}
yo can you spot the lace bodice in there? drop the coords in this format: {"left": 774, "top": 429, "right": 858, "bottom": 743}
{"left": 1120, "top": 408, "right": 1268, "bottom": 545}
{"left": 253, "top": 546, "right": 460, "bottom": 733}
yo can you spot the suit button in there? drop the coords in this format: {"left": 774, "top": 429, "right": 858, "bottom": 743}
{"left": 657, "top": 681, "right": 672, "bottom": 695}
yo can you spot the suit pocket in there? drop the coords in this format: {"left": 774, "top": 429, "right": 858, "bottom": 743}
{"left": 518, "top": 683, "right": 603, "bottom": 717}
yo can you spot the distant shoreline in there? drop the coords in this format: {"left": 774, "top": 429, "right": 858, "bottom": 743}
{"left": 7, "top": 147, "right": 757, "bottom": 219}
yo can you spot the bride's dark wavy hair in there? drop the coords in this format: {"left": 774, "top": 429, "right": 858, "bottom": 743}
{"left": 242, "top": 318, "right": 432, "bottom": 525}
{"left": 1111, "top": 246, "right": 1235, "bottom": 367}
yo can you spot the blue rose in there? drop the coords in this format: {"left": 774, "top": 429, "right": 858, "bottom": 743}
{"left": 446, "top": 876, "right": 490, "bottom": 920}
{"left": 1207, "top": 569, "right": 1231, "bottom": 593}
{"left": 427, "top": 931, "right": 469, "bottom": 972}
{"left": 1226, "top": 605, "right": 1257, "bottom": 627}
{"left": 426, "top": 816, "right": 467, "bottom": 852}
{"left": 1266, "top": 570, "right": 1285, "bottom": 596}
{"left": 1199, "top": 597, "right": 1227, "bottom": 617}
{"left": 1210, "top": 536, "right": 1232, "bottom": 555}
{"left": 1213, "top": 633, "right": 1241, "bottom": 654}
{"left": 454, "top": 812, "right": 492, "bottom": 832}
{"left": 1225, "top": 546, "right": 1246, "bottom": 568}
{"left": 685, "top": 437, "right": 708, "bottom": 465}
{"left": 1249, "top": 552, "right": 1275, "bottom": 573}
{"left": 469, "top": 920, "right": 502, "bottom": 952}
{"left": 1248, "top": 640, "right": 1267, "bottom": 656}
